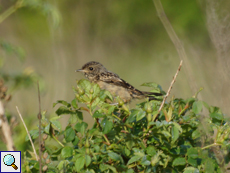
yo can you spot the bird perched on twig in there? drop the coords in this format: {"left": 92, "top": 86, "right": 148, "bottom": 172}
{"left": 76, "top": 61, "right": 162, "bottom": 103}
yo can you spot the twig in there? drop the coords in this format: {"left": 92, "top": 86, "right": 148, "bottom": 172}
{"left": 16, "top": 106, "right": 38, "bottom": 161}
{"left": 201, "top": 143, "right": 222, "bottom": 150}
{"left": 51, "top": 133, "right": 64, "bottom": 147}
{"left": 158, "top": 60, "right": 183, "bottom": 113}
{"left": 37, "top": 82, "right": 42, "bottom": 173}
{"left": 0, "top": 101, "right": 15, "bottom": 151}
{"left": 0, "top": 0, "right": 24, "bottom": 24}
{"left": 152, "top": 0, "right": 197, "bottom": 94}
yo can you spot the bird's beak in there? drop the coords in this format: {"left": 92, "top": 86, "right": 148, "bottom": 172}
{"left": 76, "top": 69, "right": 84, "bottom": 72}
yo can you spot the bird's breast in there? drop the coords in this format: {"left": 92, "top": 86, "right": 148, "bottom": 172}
{"left": 97, "top": 81, "right": 132, "bottom": 102}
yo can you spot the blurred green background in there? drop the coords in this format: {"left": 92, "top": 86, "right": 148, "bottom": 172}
{"left": 0, "top": 0, "right": 230, "bottom": 151}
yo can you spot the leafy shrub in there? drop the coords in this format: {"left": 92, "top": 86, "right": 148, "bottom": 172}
{"left": 23, "top": 79, "right": 230, "bottom": 173}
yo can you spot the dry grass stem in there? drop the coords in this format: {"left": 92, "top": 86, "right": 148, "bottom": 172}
{"left": 158, "top": 60, "right": 183, "bottom": 112}
{"left": 37, "top": 82, "right": 42, "bottom": 173}
{"left": 16, "top": 106, "right": 38, "bottom": 160}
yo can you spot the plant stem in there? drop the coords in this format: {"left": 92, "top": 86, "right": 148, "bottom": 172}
{"left": 103, "top": 134, "right": 111, "bottom": 145}
{"left": 112, "top": 113, "right": 121, "bottom": 121}
{"left": 178, "top": 105, "right": 189, "bottom": 117}
{"left": 16, "top": 106, "right": 38, "bottom": 161}
{"left": 52, "top": 133, "right": 64, "bottom": 147}
{"left": 201, "top": 143, "right": 221, "bottom": 150}
{"left": 37, "top": 82, "right": 42, "bottom": 173}
{"left": 92, "top": 115, "right": 111, "bottom": 145}
{"left": 0, "top": 0, "right": 24, "bottom": 24}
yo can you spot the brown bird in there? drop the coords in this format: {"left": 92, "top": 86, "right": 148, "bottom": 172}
{"left": 76, "top": 61, "right": 162, "bottom": 103}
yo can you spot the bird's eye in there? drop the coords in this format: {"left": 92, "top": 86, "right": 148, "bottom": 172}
{"left": 89, "top": 67, "right": 94, "bottom": 71}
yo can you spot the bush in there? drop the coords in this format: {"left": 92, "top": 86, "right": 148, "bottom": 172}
{"left": 23, "top": 79, "right": 230, "bottom": 173}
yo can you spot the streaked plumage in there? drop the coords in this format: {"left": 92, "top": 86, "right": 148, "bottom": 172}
{"left": 76, "top": 61, "right": 162, "bottom": 103}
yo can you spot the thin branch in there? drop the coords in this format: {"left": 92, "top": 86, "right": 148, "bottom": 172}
{"left": 16, "top": 106, "right": 38, "bottom": 161}
{"left": 51, "top": 133, "right": 64, "bottom": 147}
{"left": 201, "top": 143, "right": 222, "bottom": 150}
{"left": 37, "top": 82, "right": 42, "bottom": 173}
{"left": 158, "top": 60, "right": 183, "bottom": 112}
{"left": 0, "top": 0, "right": 24, "bottom": 24}
{"left": 0, "top": 101, "right": 15, "bottom": 151}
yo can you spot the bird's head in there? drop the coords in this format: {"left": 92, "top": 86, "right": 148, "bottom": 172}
{"left": 76, "top": 61, "right": 107, "bottom": 81}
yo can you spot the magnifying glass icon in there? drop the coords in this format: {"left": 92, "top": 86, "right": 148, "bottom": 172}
{"left": 3, "top": 154, "right": 18, "bottom": 170}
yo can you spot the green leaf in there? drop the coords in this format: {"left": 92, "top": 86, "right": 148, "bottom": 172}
{"left": 172, "top": 122, "right": 183, "bottom": 133}
{"left": 126, "top": 169, "right": 135, "bottom": 173}
{"left": 127, "top": 109, "right": 139, "bottom": 123}
{"left": 146, "top": 146, "right": 157, "bottom": 156}
{"left": 53, "top": 100, "right": 71, "bottom": 108}
{"left": 99, "top": 163, "right": 107, "bottom": 172}
{"left": 44, "top": 123, "right": 50, "bottom": 134}
{"left": 141, "top": 82, "right": 164, "bottom": 93}
{"left": 108, "top": 152, "right": 120, "bottom": 161}
{"left": 65, "top": 126, "right": 75, "bottom": 142}
{"left": 57, "top": 160, "right": 69, "bottom": 170}
{"left": 192, "top": 101, "right": 203, "bottom": 114}
{"left": 141, "top": 156, "right": 151, "bottom": 165}
{"left": 204, "top": 158, "right": 215, "bottom": 173}
{"left": 73, "top": 136, "right": 80, "bottom": 146}
{"left": 99, "top": 164, "right": 117, "bottom": 173}
{"left": 71, "top": 98, "right": 78, "bottom": 109}
{"left": 102, "top": 118, "right": 113, "bottom": 134}
{"left": 0, "top": 41, "right": 25, "bottom": 61}
{"left": 55, "top": 106, "right": 73, "bottom": 116}
{"left": 75, "top": 155, "right": 85, "bottom": 172}
{"left": 141, "top": 82, "right": 159, "bottom": 88}
{"left": 25, "top": 129, "right": 39, "bottom": 141}
{"left": 50, "top": 120, "right": 61, "bottom": 131}
{"left": 162, "top": 130, "right": 171, "bottom": 138}
{"left": 69, "top": 114, "right": 78, "bottom": 124}
{"left": 93, "top": 111, "right": 105, "bottom": 118}
{"left": 202, "top": 101, "right": 209, "bottom": 110}
{"left": 108, "top": 152, "right": 123, "bottom": 163}
{"left": 172, "top": 157, "right": 186, "bottom": 166}
{"left": 75, "top": 110, "right": 83, "bottom": 121}
{"left": 61, "top": 146, "right": 73, "bottom": 158}
{"left": 183, "top": 167, "right": 199, "bottom": 173}
{"left": 192, "top": 130, "right": 201, "bottom": 139}
{"left": 75, "top": 122, "right": 88, "bottom": 135}
{"left": 92, "top": 83, "right": 101, "bottom": 98}
{"left": 124, "top": 147, "right": 131, "bottom": 156}
{"left": 187, "top": 157, "right": 197, "bottom": 167}
{"left": 127, "top": 155, "right": 142, "bottom": 165}
{"left": 91, "top": 97, "right": 101, "bottom": 110}
{"left": 85, "top": 155, "right": 91, "bottom": 167}
{"left": 136, "top": 109, "right": 146, "bottom": 121}
{"left": 187, "top": 148, "right": 199, "bottom": 159}
{"left": 172, "top": 125, "right": 179, "bottom": 143}
{"left": 126, "top": 140, "right": 135, "bottom": 150}
{"left": 209, "top": 113, "right": 223, "bottom": 121}
{"left": 99, "top": 90, "right": 113, "bottom": 101}
{"left": 78, "top": 79, "right": 91, "bottom": 92}
{"left": 108, "top": 105, "right": 116, "bottom": 114}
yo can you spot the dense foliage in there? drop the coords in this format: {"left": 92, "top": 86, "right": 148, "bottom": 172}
{"left": 23, "top": 79, "right": 230, "bottom": 172}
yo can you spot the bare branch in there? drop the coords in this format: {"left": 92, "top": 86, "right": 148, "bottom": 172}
{"left": 158, "top": 60, "right": 183, "bottom": 112}
{"left": 0, "top": 101, "right": 15, "bottom": 151}
{"left": 16, "top": 106, "right": 38, "bottom": 161}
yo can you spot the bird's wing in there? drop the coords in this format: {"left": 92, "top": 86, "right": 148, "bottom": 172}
{"left": 99, "top": 72, "right": 163, "bottom": 100}
{"left": 99, "top": 72, "right": 143, "bottom": 95}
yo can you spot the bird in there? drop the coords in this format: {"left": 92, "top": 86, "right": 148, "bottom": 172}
{"left": 76, "top": 61, "right": 162, "bottom": 103}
